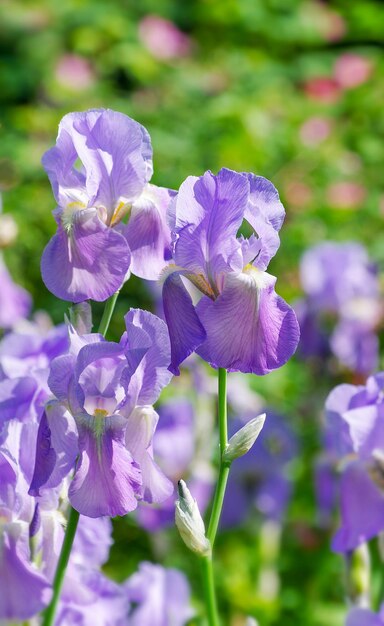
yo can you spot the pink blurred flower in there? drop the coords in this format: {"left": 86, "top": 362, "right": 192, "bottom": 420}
{"left": 284, "top": 181, "right": 313, "bottom": 209}
{"left": 334, "top": 53, "right": 373, "bottom": 89}
{"left": 327, "top": 182, "right": 366, "bottom": 210}
{"left": 300, "top": 116, "right": 332, "bottom": 146}
{"left": 139, "top": 15, "right": 192, "bottom": 60}
{"left": 303, "top": 77, "right": 341, "bottom": 103}
{"left": 318, "top": 6, "right": 346, "bottom": 42}
{"left": 55, "top": 54, "right": 95, "bottom": 90}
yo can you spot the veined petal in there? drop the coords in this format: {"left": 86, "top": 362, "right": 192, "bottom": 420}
{"left": 69, "top": 416, "right": 141, "bottom": 518}
{"left": 196, "top": 267, "right": 300, "bottom": 374}
{"left": 162, "top": 271, "right": 206, "bottom": 375}
{"left": 243, "top": 173, "right": 285, "bottom": 271}
{"left": 172, "top": 169, "right": 249, "bottom": 286}
{"left": 41, "top": 209, "right": 131, "bottom": 302}
{"left": 124, "top": 184, "right": 175, "bottom": 280}
{"left": 43, "top": 109, "right": 153, "bottom": 214}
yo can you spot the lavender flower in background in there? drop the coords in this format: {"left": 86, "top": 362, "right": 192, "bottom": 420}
{"left": 41, "top": 109, "right": 174, "bottom": 302}
{"left": 221, "top": 412, "right": 298, "bottom": 527}
{"left": 346, "top": 606, "right": 384, "bottom": 626}
{"left": 125, "top": 561, "right": 194, "bottom": 626}
{"left": 0, "top": 257, "right": 31, "bottom": 329}
{"left": 325, "top": 373, "right": 384, "bottom": 552}
{"left": 31, "top": 309, "right": 173, "bottom": 517}
{"left": 297, "top": 241, "right": 382, "bottom": 374}
{"left": 162, "top": 167, "right": 300, "bottom": 374}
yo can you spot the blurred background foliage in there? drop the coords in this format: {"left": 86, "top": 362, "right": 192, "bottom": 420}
{"left": 1, "top": 1, "right": 383, "bottom": 624}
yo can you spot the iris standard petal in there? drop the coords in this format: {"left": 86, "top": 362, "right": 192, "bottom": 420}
{"left": 346, "top": 608, "right": 383, "bottom": 626}
{"left": 41, "top": 209, "right": 131, "bottom": 302}
{"left": 43, "top": 109, "right": 153, "bottom": 214}
{"left": 172, "top": 168, "right": 249, "bottom": 285}
{"left": 196, "top": 267, "right": 300, "bottom": 374}
{"left": 124, "top": 184, "right": 175, "bottom": 280}
{"left": 243, "top": 173, "right": 285, "bottom": 271}
{"left": 125, "top": 308, "right": 172, "bottom": 404}
{"left": 69, "top": 416, "right": 141, "bottom": 518}
{"left": 162, "top": 272, "right": 206, "bottom": 375}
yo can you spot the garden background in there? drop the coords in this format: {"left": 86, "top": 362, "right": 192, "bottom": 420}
{"left": 1, "top": 1, "right": 383, "bottom": 624}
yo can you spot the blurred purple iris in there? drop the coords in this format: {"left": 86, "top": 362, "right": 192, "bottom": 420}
{"left": 221, "top": 411, "right": 298, "bottom": 527}
{"left": 325, "top": 373, "right": 384, "bottom": 552}
{"left": 0, "top": 258, "right": 31, "bottom": 329}
{"left": 30, "top": 309, "right": 173, "bottom": 517}
{"left": 137, "top": 398, "right": 214, "bottom": 531}
{"left": 346, "top": 606, "right": 384, "bottom": 626}
{"left": 162, "top": 168, "right": 300, "bottom": 374}
{"left": 125, "top": 561, "right": 193, "bottom": 626}
{"left": 41, "top": 109, "right": 174, "bottom": 302}
{"left": 297, "top": 241, "right": 381, "bottom": 374}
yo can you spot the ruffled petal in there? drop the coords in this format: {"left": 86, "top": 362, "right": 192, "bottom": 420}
{"left": 125, "top": 308, "right": 172, "bottom": 404}
{"left": 69, "top": 416, "right": 141, "bottom": 517}
{"left": 43, "top": 109, "right": 153, "bottom": 213}
{"left": 196, "top": 268, "right": 300, "bottom": 374}
{"left": 332, "top": 462, "right": 384, "bottom": 553}
{"left": 172, "top": 168, "right": 249, "bottom": 285}
{"left": 162, "top": 272, "right": 206, "bottom": 375}
{"left": 41, "top": 209, "right": 131, "bottom": 302}
{"left": 124, "top": 184, "right": 175, "bottom": 280}
{"left": 243, "top": 173, "right": 285, "bottom": 271}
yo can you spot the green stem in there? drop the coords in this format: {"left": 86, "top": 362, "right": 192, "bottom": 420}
{"left": 201, "top": 368, "right": 231, "bottom": 626}
{"left": 41, "top": 291, "right": 120, "bottom": 626}
{"left": 41, "top": 507, "right": 80, "bottom": 626}
{"left": 201, "top": 556, "right": 220, "bottom": 626}
{"left": 207, "top": 368, "right": 231, "bottom": 547}
{"left": 98, "top": 290, "right": 120, "bottom": 336}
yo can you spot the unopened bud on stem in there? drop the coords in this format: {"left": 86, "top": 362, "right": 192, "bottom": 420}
{"left": 223, "top": 413, "right": 266, "bottom": 464}
{"left": 175, "top": 480, "right": 211, "bottom": 557}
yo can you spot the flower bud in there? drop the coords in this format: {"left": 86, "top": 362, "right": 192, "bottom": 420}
{"left": 69, "top": 301, "right": 93, "bottom": 334}
{"left": 175, "top": 480, "right": 211, "bottom": 557}
{"left": 223, "top": 414, "right": 266, "bottom": 464}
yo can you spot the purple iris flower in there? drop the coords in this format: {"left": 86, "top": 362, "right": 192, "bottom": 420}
{"left": 0, "top": 321, "right": 68, "bottom": 438}
{"left": 137, "top": 398, "right": 213, "bottom": 531}
{"left": 221, "top": 411, "right": 298, "bottom": 527}
{"left": 125, "top": 561, "right": 194, "bottom": 626}
{"left": 297, "top": 241, "right": 381, "bottom": 373}
{"left": 346, "top": 606, "right": 384, "bottom": 626}
{"left": 41, "top": 109, "right": 174, "bottom": 302}
{"left": 0, "top": 258, "right": 31, "bottom": 329}
{"left": 31, "top": 309, "right": 173, "bottom": 517}
{"left": 325, "top": 373, "right": 384, "bottom": 552}
{"left": 162, "top": 168, "right": 300, "bottom": 374}
{"left": 0, "top": 421, "right": 52, "bottom": 620}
